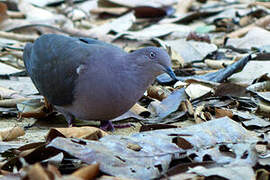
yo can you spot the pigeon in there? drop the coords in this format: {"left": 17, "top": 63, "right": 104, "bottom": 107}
{"left": 23, "top": 34, "right": 177, "bottom": 130}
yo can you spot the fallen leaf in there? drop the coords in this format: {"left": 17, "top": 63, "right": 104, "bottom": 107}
{"left": 0, "top": 126, "right": 25, "bottom": 141}
{"left": 147, "top": 85, "right": 169, "bottom": 101}
{"left": 133, "top": 6, "right": 174, "bottom": 19}
{"left": 226, "top": 27, "right": 270, "bottom": 49}
{"left": 47, "top": 117, "right": 258, "bottom": 179}
{"left": 130, "top": 103, "right": 150, "bottom": 118}
{"left": 117, "top": 23, "right": 191, "bottom": 40}
{"left": 89, "top": 12, "right": 135, "bottom": 38}
{"left": 72, "top": 164, "right": 99, "bottom": 180}
{"left": 165, "top": 39, "right": 217, "bottom": 63}
{"left": 185, "top": 83, "right": 213, "bottom": 100}
{"left": 46, "top": 127, "right": 108, "bottom": 142}
{"left": 98, "top": 0, "right": 178, "bottom": 8}
{"left": 229, "top": 61, "right": 270, "bottom": 85}
{"left": 188, "top": 165, "right": 255, "bottom": 180}
{"left": 215, "top": 108, "right": 233, "bottom": 119}
{"left": 0, "top": 2, "right": 8, "bottom": 23}
{"left": 27, "top": 163, "right": 52, "bottom": 180}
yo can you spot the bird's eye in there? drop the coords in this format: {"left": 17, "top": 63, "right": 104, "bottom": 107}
{"left": 149, "top": 51, "right": 156, "bottom": 59}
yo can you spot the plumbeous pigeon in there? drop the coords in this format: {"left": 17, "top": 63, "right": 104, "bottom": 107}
{"left": 23, "top": 34, "right": 177, "bottom": 130}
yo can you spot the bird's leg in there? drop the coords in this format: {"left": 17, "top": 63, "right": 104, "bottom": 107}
{"left": 113, "top": 124, "right": 134, "bottom": 128}
{"left": 62, "top": 112, "right": 75, "bottom": 127}
{"left": 100, "top": 121, "right": 134, "bottom": 131}
{"left": 44, "top": 97, "right": 53, "bottom": 113}
{"left": 100, "top": 120, "right": 115, "bottom": 131}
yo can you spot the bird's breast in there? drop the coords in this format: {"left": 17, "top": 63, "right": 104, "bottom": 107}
{"left": 62, "top": 68, "right": 143, "bottom": 120}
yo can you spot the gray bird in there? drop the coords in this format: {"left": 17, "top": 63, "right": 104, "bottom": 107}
{"left": 23, "top": 34, "right": 177, "bottom": 130}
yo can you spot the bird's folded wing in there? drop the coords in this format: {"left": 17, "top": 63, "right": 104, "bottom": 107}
{"left": 23, "top": 34, "right": 108, "bottom": 106}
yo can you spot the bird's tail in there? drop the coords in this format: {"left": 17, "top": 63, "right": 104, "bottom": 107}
{"left": 23, "top": 43, "right": 33, "bottom": 74}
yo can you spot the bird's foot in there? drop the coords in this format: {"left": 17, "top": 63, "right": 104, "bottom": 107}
{"left": 62, "top": 112, "right": 75, "bottom": 127}
{"left": 100, "top": 120, "right": 115, "bottom": 131}
{"left": 100, "top": 121, "right": 134, "bottom": 131}
{"left": 113, "top": 124, "right": 134, "bottom": 128}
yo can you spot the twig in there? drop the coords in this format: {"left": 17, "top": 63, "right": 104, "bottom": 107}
{"left": 7, "top": 11, "right": 25, "bottom": 18}
{"left": 0, "top": 98, "right": 31, "bottom": 107}
{"left": 0, "top": 31, "right": 38, "bottom": 42}
{"left": 7, "top": 23, "right": 98, "bottom": 39}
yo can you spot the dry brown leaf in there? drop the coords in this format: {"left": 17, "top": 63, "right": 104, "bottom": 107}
{"left": 27, "top": 163, "right": 50, "bottom": 180}
{"left": 147, "top": 85, "right": 168, "bottom": 101}
{"left": 130, "top": 103, "right": 150, "bottom": 117}
{"left": 47, "top": 164, "right": 62, "bottom": 178}
{"left": 184, "top": 100, "right": 194, "bottom": 116}
{"left": 205, "top": 59, "right": 235, "bottom": 69}
{"left": 126, "top": 143, "right": 142, "bottom": 151}
{"left": 18, "top": 105, "right": 48, "bottom": 119}
{"left": 0, "top": 2, "right": 8, "bottom": 23}
{"left": 0, "top": 98, "right": 31, "bottom": 107}
{"left": 194, "top": 105, "right": 205, "bottom": 124}
{"left": 215, "top": 108, "right": 233, "bottom": 119}
{"left": 72, "top": 164, "right": 99, "bottom": 180}
{"left": 46, "top": 127, "right": 108, "bottom": 142}
{"left": 0, "top": 126, "right": 25, "bottom": 141}
{"left": 227, "top": 15, "right": 270, "bottom": 38}
{"left": 174, "top": 137, "right": 193, "bottom": 150}
{"left": 90, "top": 7, "right": 128, "bottom": 15}
{"left": 98, "top": 175, "right": 135, "bottom": 180}
{"left": 19, "top": 148, "right": 37, "bottom": 158}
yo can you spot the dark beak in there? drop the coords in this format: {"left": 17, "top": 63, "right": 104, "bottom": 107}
{"left": 164, "top": 67, "right": 178, "bottom": 81}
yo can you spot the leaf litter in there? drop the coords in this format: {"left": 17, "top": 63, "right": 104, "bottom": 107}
{"left": 1, "top": 0, "right": 270, "bottom": 179}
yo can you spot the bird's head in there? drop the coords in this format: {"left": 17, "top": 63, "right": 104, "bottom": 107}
{"left": 129, "top": 47, "right": 177, "bottom": 81}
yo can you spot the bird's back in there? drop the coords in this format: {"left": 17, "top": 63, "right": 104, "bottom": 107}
{"left": 23, "top": 34, "right": 123, "bottom": 106}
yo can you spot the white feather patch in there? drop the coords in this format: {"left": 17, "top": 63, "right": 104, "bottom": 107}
{"left": 76, "top": 64, "right": 86, "bottom": 74}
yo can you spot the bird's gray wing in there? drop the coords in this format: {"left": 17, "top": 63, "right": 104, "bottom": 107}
{"left": 23, "top": 34, "right": 113, "bottom": 106}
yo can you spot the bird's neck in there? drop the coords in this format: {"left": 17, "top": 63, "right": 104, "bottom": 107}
{"left": 123, "top": 56, "right": 156, "bottom": 98}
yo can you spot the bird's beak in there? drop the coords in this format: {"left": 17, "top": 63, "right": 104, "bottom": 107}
{"left": 164, "top": 67, "right": 178, "bottom": 81}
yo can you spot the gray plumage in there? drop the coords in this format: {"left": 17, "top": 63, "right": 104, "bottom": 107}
{"left": 23, "top": 34, "right": 176, "bottom": 127}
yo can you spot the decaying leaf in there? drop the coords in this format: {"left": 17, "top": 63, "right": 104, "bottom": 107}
{"left": 47, "top": 117, "right": 258, "bottom": 179}
{"left": 46, "top": 127, "right": 108, "bottom": 142}
{"left": 89, "top": 12, "right": 135, "bottom": 38}
{"left": 165, "top": 39, "right": 217, "bottom": 63}
{"left": 188, "top": 165, "right": 255, "bottom": 180}
{"left": 0, "top": 126, "right": 25, "bottom": 141}
{"left": 130, "top": 103, "right": 150, "bottom": 118}
{"left": 1, "top": 0, "right": 270, "bottom": 179}
{"left": 227, "top": 27, "right": 270, "bottom": 49}
{"left": 147, "top": 85, "right": 169, "bottom": 101}
{"left": 185, "top": 83, "right": 213, "bottom": 100}
{"left": 117, "top": 23, "right": 191, "bottom": 40}
{"left": 72, "top": 163, "right": 100, "bottom": 180}
{"left": 98, "top": 0, "right": 178, "bottom": 8}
